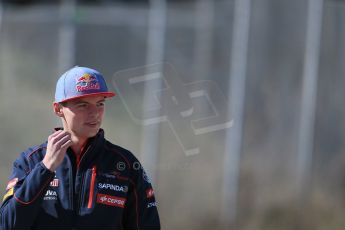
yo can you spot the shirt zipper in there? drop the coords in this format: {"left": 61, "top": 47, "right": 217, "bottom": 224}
{"left": 76, "top": 142, "right": 91, "bottom": 206}
{"left": 66, "top": 156, "right": 74, "bottom": 210}
{"left": 77, "top": 172, "right": 86, "bottom": 213}
{"left": 75, "top": 145, "right": 89, "bottom": 213}
{"left": 87, "top": 166, "right": 97, "bottom": 209}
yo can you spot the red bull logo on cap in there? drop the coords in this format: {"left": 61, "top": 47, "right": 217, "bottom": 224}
{"left": 76, "top": 74, "right": 100, "bottom": 92}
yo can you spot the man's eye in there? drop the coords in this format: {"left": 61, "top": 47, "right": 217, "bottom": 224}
{"left": 97, "top": 102, "right": 105, "bottom": 107}
{"left": 77, "top": 104, "right": 87, "bottom": 108}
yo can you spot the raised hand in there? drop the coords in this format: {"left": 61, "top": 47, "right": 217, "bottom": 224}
{"left": 42, "top": 130, "right": 73, "bottom": 172}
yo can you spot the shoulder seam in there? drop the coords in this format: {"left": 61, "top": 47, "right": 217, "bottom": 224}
{"left": 14, "top": 173, "right": 53, "bottom": 205}
{"left": 128, "top": 178, "right": 140, "bottom": 230}
{"left": 105, "top": 145, "right": 132, "bottom": 170}
{"left": 26, "top": 146, "right": 46, "bottom": 160}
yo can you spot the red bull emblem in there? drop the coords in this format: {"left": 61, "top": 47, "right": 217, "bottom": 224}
{"left": 76, "top": 74, "right": 100, "bottom": 92}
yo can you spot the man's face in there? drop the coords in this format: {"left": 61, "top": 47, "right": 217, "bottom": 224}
{"left": 56, "top": 96, "right": 106, "bottom": 140}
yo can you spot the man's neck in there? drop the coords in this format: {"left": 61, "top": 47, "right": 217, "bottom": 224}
{"left": 70, "top": 135, "right": 88, "bottom": 156}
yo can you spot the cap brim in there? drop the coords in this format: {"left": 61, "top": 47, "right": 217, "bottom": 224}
{"left": 56, "top": 92, "right": 116, "bottom": 103}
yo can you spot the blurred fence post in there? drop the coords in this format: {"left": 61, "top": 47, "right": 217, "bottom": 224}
{"left": 58, "top": 0, "right": 76, "bottom": 74}
{"left": 0, "top": 1, "right": 4, "bottom": 104}
{"left": 221, "top": 0, "right": 251, "bottom": 228}
{"left": 0, "top": 3, "right": 14, "bottom": 108}
{"left": 0, "top": 2, "right": 2, "bottom": 34}
{"left": 297, "top": 0, "right": 324, "bottom": 202}
{"left": 140, "top": 0, "right": 167, "bottom": 185}
{"left": 194, "top": 0, "right": 215, "bottom": 81}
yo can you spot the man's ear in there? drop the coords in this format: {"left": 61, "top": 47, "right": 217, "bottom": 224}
{"left": 53, "top": 103, "right": 64, "bottom": 117}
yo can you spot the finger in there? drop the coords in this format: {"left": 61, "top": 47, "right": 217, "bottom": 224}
{"left": 54, "top": 134, "right": 72, "bottom": 149}
{"left": 48, "top": 130, "right": 63, "bottom": 140}
{"left": 51, "top": 131, "right": 71, "bottom": 144}
{"left": 60, "top": 139, "right": 73, "bottom": 150}
{"left": 51, "top": 129, "right": 63, "bottom": 136}
{"left": 56, "top": 130, "right": 70, "bottom": 139}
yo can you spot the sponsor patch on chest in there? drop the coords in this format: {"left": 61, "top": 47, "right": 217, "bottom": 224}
{"left": 2, "top": 188, "right": 14, "bottom": 202}
{"left": 98, "top": 183, "right": 128, "bottom": 193}
{"left": 6, "top": 178, "right": 18, "bottom": 190}
{"left": 146, "top": 188, "right": 155, "bottom": 198}
{"left": 44, "top": 189, "right": 58, "bottom": 201}
{"left": 96, "top": 194, "right": 126, "bottom": 208}
{"left": 50, "top": 179, "right": 59, "bottom": 187}
{"left": 147, "top": 201, "right": 157, "bottom": 208}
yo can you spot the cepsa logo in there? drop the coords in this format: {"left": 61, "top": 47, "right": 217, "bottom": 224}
{"left": 97, "top": 194, "right": 126, "bottom": 208}
{"left": 76, "top": 74, "right": 100, "bottom": 92}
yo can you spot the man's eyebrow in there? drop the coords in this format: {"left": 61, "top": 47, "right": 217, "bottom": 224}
{"left": 73, "top": 99, "right": 105, "bottom": 104}
{"left": 74, "top": 100, "right": 88, "bottom": 104}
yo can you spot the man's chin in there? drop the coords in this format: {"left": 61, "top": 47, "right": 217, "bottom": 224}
{"left": 76, "top": 127, "right": 100, "bottom": 139}
{"left": 86, "top": 128, "right": 100, "bottom": 137}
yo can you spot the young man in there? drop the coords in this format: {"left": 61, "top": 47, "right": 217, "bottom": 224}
{"left": 0, "top": 66, "right": 160, "bottom": 230}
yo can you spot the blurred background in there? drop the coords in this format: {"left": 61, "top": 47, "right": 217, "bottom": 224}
{"left": 1, "top": 0, "right": 345, "bottom": 229}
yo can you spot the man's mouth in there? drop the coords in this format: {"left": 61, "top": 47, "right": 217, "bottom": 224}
{"left": 85, "top": 121, "right": 100, "bottom": 126}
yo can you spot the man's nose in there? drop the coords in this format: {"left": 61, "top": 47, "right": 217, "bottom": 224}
{"left": 88, "top": 104, "right": 99, "bottom": 116}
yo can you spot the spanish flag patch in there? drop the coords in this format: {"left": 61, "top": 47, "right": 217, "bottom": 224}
{"left": 2, "top": 187, "right": 14, "bottom": 202}
{"left": 6, "top": 178, "right": 18, "bottom": 190}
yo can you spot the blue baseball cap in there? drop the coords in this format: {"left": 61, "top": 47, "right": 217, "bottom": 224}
{"left": 55, "top": 66, "right": 115, "bottom": 103}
